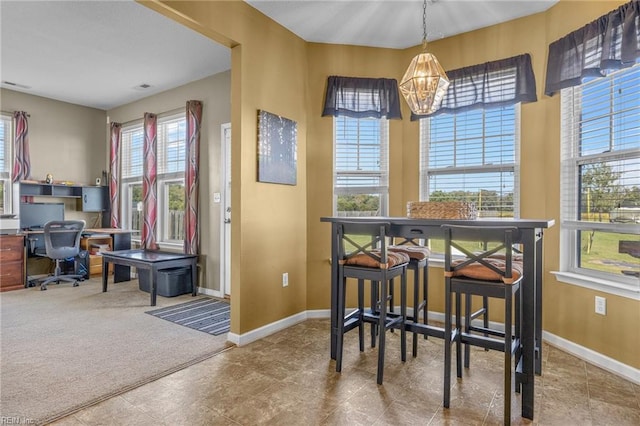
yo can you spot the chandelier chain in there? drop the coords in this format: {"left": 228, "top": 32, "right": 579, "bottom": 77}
{"left": 422, "top": 0, "right": 427, "bottom": 44}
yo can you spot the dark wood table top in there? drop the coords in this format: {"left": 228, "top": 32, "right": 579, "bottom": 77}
{"left": 102, "top": 249, "right": 197, "bottom": 263}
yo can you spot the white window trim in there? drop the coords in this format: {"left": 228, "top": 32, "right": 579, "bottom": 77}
{"left": 556, "top": 68, "right": 640, "bottom": 299}
{"left": 158, "top": 175, "right": 185, "bottom": 246}
{"left": 333, "top": 117, "right": 389, "bottom": 216}
{"left": 0, "top": 114, "right": 13, "bottom": 214}
{"left": 119, "top": 112, "right": 186, "bottom": 246}
{"left": 419, "top": 105, "right": 521, "bottom": 219}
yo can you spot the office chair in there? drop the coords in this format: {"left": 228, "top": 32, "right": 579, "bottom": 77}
{"left": 39, "top": 220, "right": 86, "bottom": 291}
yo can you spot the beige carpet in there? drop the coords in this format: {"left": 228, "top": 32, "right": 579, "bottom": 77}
{"left": 0, "top": 278, "right": 232, "bottom": 425}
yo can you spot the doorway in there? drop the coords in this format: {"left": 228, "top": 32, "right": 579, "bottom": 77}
{"left": 220, "top": 123, "right": 231, "bottom": 297}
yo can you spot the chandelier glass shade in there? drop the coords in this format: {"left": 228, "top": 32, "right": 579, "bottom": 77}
{"left": 400, "top": 51, "right": 449, "bottom": 115}
{"left": 400, "top": 0, "right": 449, "bottom": 115}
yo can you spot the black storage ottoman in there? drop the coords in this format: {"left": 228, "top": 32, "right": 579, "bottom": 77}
{"left": 138, "top": 267, "right": 191, "bottom": 297}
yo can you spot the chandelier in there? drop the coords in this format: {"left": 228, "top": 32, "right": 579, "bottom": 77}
{"left": 400, "top": 0, "right": 450, "bottom": 115}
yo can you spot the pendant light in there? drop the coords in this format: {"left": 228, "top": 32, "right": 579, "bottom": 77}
{"left": 400, "top": 0, "right": 449, "bottom": 115}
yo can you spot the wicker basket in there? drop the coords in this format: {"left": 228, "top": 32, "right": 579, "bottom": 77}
{"left": 407, "top": 201, "right": 478, "bottom": 220}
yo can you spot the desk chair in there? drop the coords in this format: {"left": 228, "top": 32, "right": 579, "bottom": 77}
{"left": 39, "top": 220, "right": 86, "bottom": 291}
{"left": 442, "top": 225, "right": 522, "bottom": 425}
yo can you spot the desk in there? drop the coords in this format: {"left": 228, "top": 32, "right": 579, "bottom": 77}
{"left": 23, "top": 228, "right": 133, "bottom": 286}
{"left": 85, "top": 228, "right": 133, "bottom": 282}
{"left": 321, "top": 216, "right": 554, "bottom": 420}
{"left": 101, "top": 249, "right": 198, "bottom": 306}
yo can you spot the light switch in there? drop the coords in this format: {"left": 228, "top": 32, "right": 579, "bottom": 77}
{"left": 213, "top": 192, "right": 221, "bottom": 203}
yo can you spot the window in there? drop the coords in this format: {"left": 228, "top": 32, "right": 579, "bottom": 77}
{"left": 120, "top": 113, "right": 186, "bottom": 244}
{"left": 559, "top": 64, "right": 640, "bottom": 297}
{"left": 334, "top": 116, "right": 388, "bottom": 216}
{"left": 420, "top": 105, "right": 520, "bottom": 218}
{"left": 0, "top": 114, "right": 13, "bottom": 215}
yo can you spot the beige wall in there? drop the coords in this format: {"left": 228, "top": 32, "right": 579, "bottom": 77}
{"left": 149, "top": 0, "right": 639, "bottom": 370}
{"left": 1, "top": 89, "right": 107, "bottom": 223}
{"left": 107, "top": 71, "right": 231, "bottom": 293}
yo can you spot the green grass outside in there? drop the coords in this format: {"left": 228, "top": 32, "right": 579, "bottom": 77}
{"left": 580, "top": 230, "right": 640, "bottom": 275}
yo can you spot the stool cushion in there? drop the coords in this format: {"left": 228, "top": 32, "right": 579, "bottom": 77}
{"left": 450, "top": 258, "right": 523, "bottom": 284}
{"left": 388, "top": 245, "right": 430, "bottom": 261}
{"left": 345, "top": 250, "right": 410, "bottom": 269}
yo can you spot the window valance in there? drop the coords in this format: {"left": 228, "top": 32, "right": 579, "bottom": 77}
{"left": 412, "top": 53, "right": 537, "bottom": 120}
{"left": 322, "top": 76, "right": 403, "bottom": 120}
{"left": 544, "top": 1, "right": 640, "bottom": 96}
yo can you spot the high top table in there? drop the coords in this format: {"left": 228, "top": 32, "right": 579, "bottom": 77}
{"left": 101, "top": 249, "right": 198, "bottom": 306}
{"left": 321, "top": 216, "right": 554, "bottom": 420}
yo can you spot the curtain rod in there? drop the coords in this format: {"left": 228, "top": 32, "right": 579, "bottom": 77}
{"left": 1, "top": 110, "right": 30, "bottom": 117}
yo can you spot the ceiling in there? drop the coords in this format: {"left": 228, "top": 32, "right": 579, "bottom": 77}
{"left": 1, "top": 0, "right": 557, "bottom": 111}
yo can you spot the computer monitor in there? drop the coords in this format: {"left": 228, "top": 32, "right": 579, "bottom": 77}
{"left": 19, "top": 203, "right": 65, "bottom": 230}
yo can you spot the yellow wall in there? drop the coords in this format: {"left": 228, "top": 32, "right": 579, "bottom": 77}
{"left": 145, "top": 0, "right": 309, "bottom": 334}
{"left": 148, "top": 0, "right": 639, "bottom": 369}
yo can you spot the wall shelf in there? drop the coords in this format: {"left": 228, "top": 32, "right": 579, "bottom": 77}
{"left": 19, "top": 181, "right": 108, "bottom": 212}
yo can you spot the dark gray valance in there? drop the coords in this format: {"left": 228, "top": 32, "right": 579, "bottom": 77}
{"left": 545, "top": 1, "right": 640, "bottom": 96}
{"left": 412, "top": 53, "right": 537, "bottom": 120}
{"left": 322, "top": 76, "right": 402, "bottom": 120}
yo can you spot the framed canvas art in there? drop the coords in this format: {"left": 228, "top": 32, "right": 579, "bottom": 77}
{"left": 257, "top": 110, "right": 297, "bottom": 185}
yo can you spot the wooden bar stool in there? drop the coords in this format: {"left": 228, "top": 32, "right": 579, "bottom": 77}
{"left": 389, "top": 239, "right": 430, "bottom": 357}
{"left": 442, "top": 225, "right": 523, "bottom": 425}
{"left": 335, "top": 221, "right": 410, "bottom": 385}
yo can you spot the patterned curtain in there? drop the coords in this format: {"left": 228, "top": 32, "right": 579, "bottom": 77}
{"left": 12, "top": 111, "right": 31, "bottom": 182}
{"left": 109, "top": 122, "right": 122, "bottom": 228}
{"left": 142, "top": 113, "right": 158, "bottom": 250}
{"left": 184, "top": 100, "right": 202, "bottom": 255}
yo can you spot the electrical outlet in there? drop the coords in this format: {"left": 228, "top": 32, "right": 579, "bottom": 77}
{"left": 595, "top": 296, "right": 606, "bottom": 315}
{"left": 282, "top": 272, "right": 288, "bottom": 287}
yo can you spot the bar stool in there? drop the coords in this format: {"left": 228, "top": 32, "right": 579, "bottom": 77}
{"left": 335, "top": 221, "right": 410, "bottom": 385}
{"left": 442, "top": 225, "right": 523, "bottom": 425}
{"left": 388, "top": 239, "right": 430, "bottom": 357}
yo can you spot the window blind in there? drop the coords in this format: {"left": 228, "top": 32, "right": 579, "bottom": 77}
{"left": 561, "top": 64, "right": 640, "bottom": 223}
{"left": 334, "top": 116, "right": 388, "bottom": 195}
{"left": 157, "top": 114, "right": 186, "bottom": 175}
{"left": 0, "top": 114, "right": 12, "bottom": 214}
{"left": 420, "top": 106, "right": 519, "bottom": 217}
{"left": 120, "top": 124, "right": 144, "bottom": 179}
{"left": 0, "top": 114, "right": 11, "bottom": 176}
{"left": 560, "top": 64, "right": 640, "bottom": 290}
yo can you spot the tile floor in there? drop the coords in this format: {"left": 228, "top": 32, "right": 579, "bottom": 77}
{"left": 51, "top": 319, "right": 640, "bottom": 425}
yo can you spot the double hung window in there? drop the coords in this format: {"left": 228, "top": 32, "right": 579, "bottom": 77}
{"left": 0, "top": 114, "right": 13, "bottom": 214}
{"left": 120, "top": 113, "right": 186, "bottom": 245}
{"left": 325, "top": 76, "right": 399, "bottom": 217}
{"left": 560, "top": 64, "right": 640, "bottom": 296}
{"left": 420, "top": 106, "right": 519, "bottom": 218}
{"left": 334, "top": 116, "right": 388, "bottom": 216}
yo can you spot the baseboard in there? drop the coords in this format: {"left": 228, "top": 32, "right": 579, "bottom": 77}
{"left": 543, "top": 331, "right": 640, "bottom": 385}
{"left": 227, "top": 311, "right": 309, "bottom": 346}
{"left": 197, "top": 287, "right": 223, "bottom": 299}
{"left": 225, "top": 308, "right": 640, "bottom": 385}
